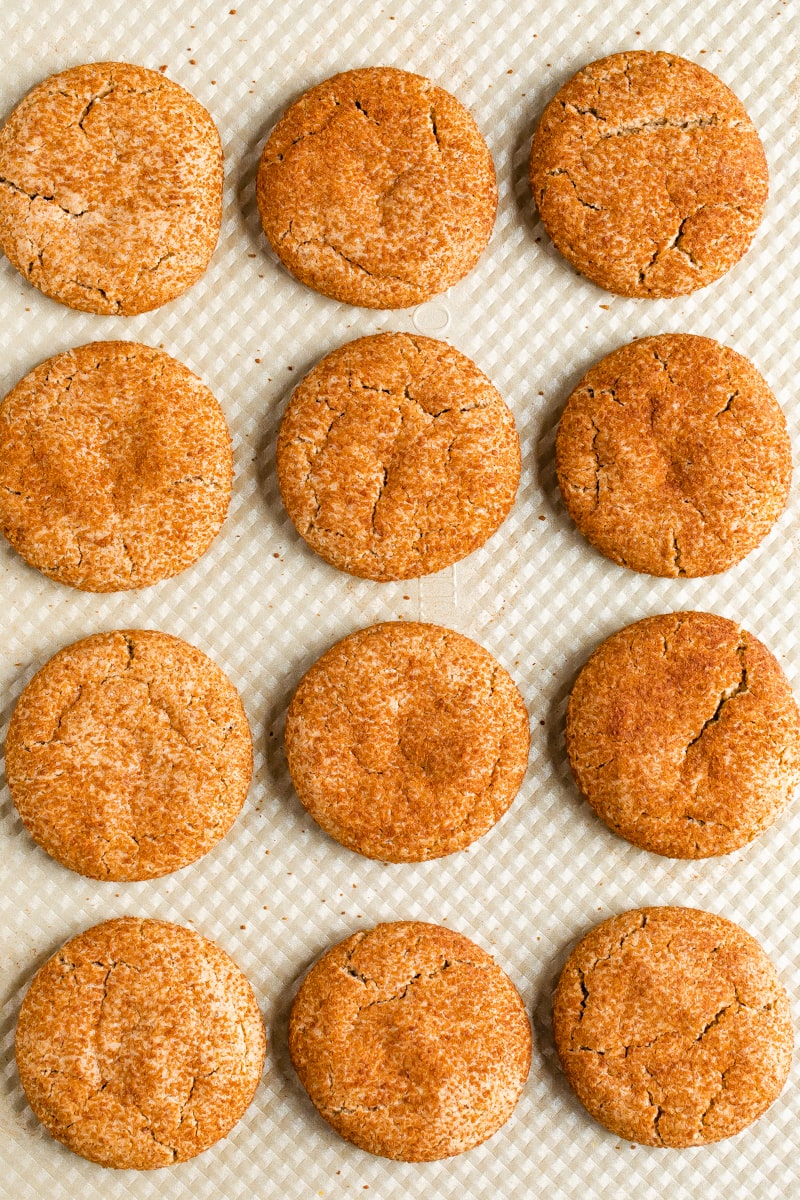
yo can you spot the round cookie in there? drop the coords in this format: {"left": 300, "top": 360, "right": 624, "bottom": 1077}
{"left": 553, "top": 907, "right": 793, "bottom": 1147}
{"left": 0, "top": 341, "right": 233, "bottom": 591}
{"left": 530, "top": 51, "right": 768, "bottom": 297}
{"left": 285, "top": 621, "right": 530, "bottom": 861}
{"left": 276, "top": 333, "right": 520, "bottom": 580}
{"left": 555, "top": 334, "right": 791, "bottom": 577}
{"left": 566, "top": 612, "right": 800, "bottom": 858}
{"left": 0, "top": 62, "right": 223, "bottom": 314}
{"left": 289, "top": 921, "right": 531, "bottom": 1160}
{"left": 6, "top": 629, "right": 253, "bottom": 880}
{"left": 257, "top": 67, "right": 496, "bottom": 308}
{"left": 16, "top": 917, "right": 266, "bottom": 1168}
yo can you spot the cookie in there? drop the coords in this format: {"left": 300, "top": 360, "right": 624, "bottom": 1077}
{"left": 276, "top": 333, "right": 520, "bottom": 580}
{"left": 530, "top": 51, "right": 768, "bottom": 297}
{"left": 0, "top": 341, "right": 233, "bottom": 591}
{"left": 0, "top": 62, "right": 223, "bottom": 314}
{"left": 566, "top": 612, "right": 800, "bottom": 858}
{"left": 553, "top": 907, "right": 793, "bottom": 1146}
{"left": 285, "top": 621, "right": 530, "bottom": 861}
{"left": 256, "top": 67, "right": 496, "bottom": 308}
{"left": 289, "top": 921, "right": 531, "bottom": 1160}
{"left": 6, "top": 630, "right": 253, "bottom": 880}
{"left": 555, "top": 334, "right": 791, "bottom": 577}
{"left": 16, "top": 917, "right": 265, "bottom": 1168}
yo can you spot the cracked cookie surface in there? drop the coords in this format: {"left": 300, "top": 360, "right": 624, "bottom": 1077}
{"left": 256, "top": 67, "right": 496, "bottom": 308}
{"left": 6, "top": 630, "right": 253, "bottom": 880}
{"left": 285, "top": 621, "right": 530, "bottom": 862}
{"left": 0, "top": 340, "right": 233, "bottom": 591}
{"left": 566, "top": 612, "right": 800, "bottom": 858}
{"left": 555, "top": 334, "right": 791, "bottom": 577}
{"left": 289, "top": 921, "right": 531, "bottom": 1160}
{"left": 530, "top": 51, "right": 768, "bottom": 297}
{"left": 15, "top": 917, "right": 266, "bottom": 1168}
{"left": 0, "top": 61, "right": 223, "bottom": 314}
{"left": 553, "top": 907, "right": 793, "bottom": 1146}
{"left": 276, "top": 333, "right": 520, "bottom": 580}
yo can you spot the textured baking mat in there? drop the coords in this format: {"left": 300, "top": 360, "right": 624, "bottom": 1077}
{"left": 1, "top": 0, "right": 799, "bottom": 1197}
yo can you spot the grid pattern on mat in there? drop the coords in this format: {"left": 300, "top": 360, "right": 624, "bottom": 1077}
{"left": 0, "top": 0, "right": 798, "bottom": 1197}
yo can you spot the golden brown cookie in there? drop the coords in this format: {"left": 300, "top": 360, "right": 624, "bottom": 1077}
{"left": 6, "top": 630, "right": 253, "bottom": 880}
{"left": 0, "top": 341, "right": 233, "bottom": 591}
{"left": 530, "top": 51, "right": 768, "bottom": 297}
{"left": 285, "top": 621, "right": 530, "bottom": 861}
{"left": 555, "top": 334, "right": 791, "bottom": 577}
{"left": 289, "top": 921, "right": 531, "bottom": 1160}
{"left": 566, "top": 612, "right": 800, "bottom": 858}
{"left": 276, "top": 333, "right": 520, "bottom": 580}
{"left": 0, "top": 62, "right": 223, "bottom": 314}
{"left": 256, "top": 67, "right": 496, "bottom": 308}
{"left": 553, "top": 907, "right": 793, "bottom": 1146}
{"left": 16, "top": 917, "right": 266, "bottom": 1168}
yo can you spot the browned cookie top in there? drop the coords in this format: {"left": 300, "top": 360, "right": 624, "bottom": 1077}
{"left": 0, "top": 62, "right": 223, "bottom": 314}
{"left": 285, "top": 621, "right": 530, "bottom": 862}
{"left": 530, "top": 51, "right": 768, "bottom": 297}
{"left": 289, "top": 921, "right": 531, "bottom": 1160}
{"left": 16, "top": 917, "right": 266, "bottom": 1169}
{"left": 553, "top": 907, "right": 793, "bottom": 1147}
{"left": 0, "top": 341, "right": 233, "bottom": 591}
{"left": 276, "top": 333, "right": 520, "bottom": 580}
{"left": 566, "top": 612, "right": 800, "bottom": 858}
{"left": 555, "top": 334, "right": 791, "bottom": 577}
{"left": 6, "top": 630, "right": 253, "bottom": 880}
{"left": 257, "top": 67, "right": 497, "bottom": 308}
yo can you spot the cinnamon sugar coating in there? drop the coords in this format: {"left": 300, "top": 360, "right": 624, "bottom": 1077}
{"left": 7, "top": 630, "right": 253, "bottom": 880}
{"left": 554, "top": 907, "right": 793, "bottom": 1146}
{"left": 555, "top": 334, "right": 791, "bottom": 578}
{"left": 257, "top": 67, "right": 496, "bottom": 307}
{"left": 0, "top": 61, "right": 222, "bottom": 314}
{"left": 16, "top": 917, "right": 265, "bottom": 1168}
{"left": 530, "top": 51, "right": 768, "bottom": 297}
{"left": 566, "top": 611, "right": 800, "bottom": 858}
{"left": 285, "top": 621, "right": 530, "bottom": 862}
{"left": 277, "top": 333, "right": 520, "bottom": 581}
{"left": 289, "top": 921, "right": 531, "bottom": 1160}
{"left": 0, "top": 341, "right": 232, "bottom": 591}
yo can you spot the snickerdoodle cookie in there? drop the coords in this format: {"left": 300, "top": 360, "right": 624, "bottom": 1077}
{"left": 257, "top": 67, "right": 496, "bottom": 307}
{"left": 289, "top": 921, "right": 531, "bottom": 1160}
{"left": 6, "top": 630, "right": 253, "bottom": 880}
{"left": 276, "top": 333, "right": 520, "bottom": 580}
{"left": 0, "top": 62, "right": 223, "bottom": 314}
{"left": 530, "top": 51, "right": 768, "bottom": 297}
{"left": 553, "top": 907, "right": 793, "bottom": 1146}
{"left": 555, "top": 334, "right": 790, "bottom": 577}
{"left": 16, "top": 917, "right": 265, "bottom": 1168}
{"left": 566, "top": 611, "right": 800, "bottom": 858}
{"left": 285, "top": 621, "right": 530, "bottom": 861}
{"left": 0, "top": 341, "right": 233, "bottom": 591}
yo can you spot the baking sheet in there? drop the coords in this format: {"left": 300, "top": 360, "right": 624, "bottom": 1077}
{"left": 1, "top": 0, "right": 799, "bottom": 1196}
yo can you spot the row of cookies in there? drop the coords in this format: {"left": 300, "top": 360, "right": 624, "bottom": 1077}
{"left": 15, "top": 905, "right": 794, "bottom": 1168}
{"left": 0, "top": 53, "right": 769, "bottom": 315}
{"left": 7, "top": 610, "right": 800, "bottom": 878}
{"left": 0, "top": 328, "right": 790, "bottom": 588}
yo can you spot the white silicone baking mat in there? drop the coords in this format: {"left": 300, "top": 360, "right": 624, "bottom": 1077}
{"left": 1, "top": 0, "right": 798, "bottom": 1196}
